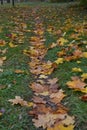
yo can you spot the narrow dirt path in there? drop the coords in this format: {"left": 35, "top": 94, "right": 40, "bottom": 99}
{"left": 28, "top": 9, "right": 75, "bottom": 130}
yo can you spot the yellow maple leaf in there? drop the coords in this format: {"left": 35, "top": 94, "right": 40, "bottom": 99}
{"left": 39, "top": 75, "right": 48, "bottom": 79}
{"left": 81, "top": 73, "right": 87, "bottom": 81}
{"left": 57, "top": 37, "right": 68, "bottom": 46}
{"left": 82, "top": 52, "right": 87, "bottom": 58}
{"left": 54, "top": 58, "right": 64, "bottom": 65}
{"left": 81, "top": 87, "right": 87, "bottom": 93}
{"left": 47, "top": 124, "right": 74, "bottom": 130}
{"left": 27, "top": 102, "right": 34, "bottom": 107}
{"left": 72, "top": 67, "right": 82, "bottom": 72}
{"left": 9, "top": 42, "right": 18, "bottom": 48}
{"left": 58, "top": 124, "right": 74, "bottom": 130}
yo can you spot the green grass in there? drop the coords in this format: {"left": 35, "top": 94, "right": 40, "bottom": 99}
{"left": 0, "top": 2, "right": 87, "bottom": 130}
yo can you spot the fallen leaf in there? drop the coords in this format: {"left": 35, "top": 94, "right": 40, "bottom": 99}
{"left": 81, "top": 73, "right": 87, "bottom": 81}
{"left": 80, "top": 94, "right": 87, "bottom": 101}
{"left": 66, "top": 76, "right": 87, "bottom": 91}
{"left": 47, "top": 124, "right": 74, "bottom": 130}
{"left": 15, "top": 69, "right": 24, "bottom": 74}
{"left": 39, "top": 75, "right": 48, "bottom": 79}
{"left": 32, "top": 113, "right": 64, "bottom": 128}
{"left": 47, "top": 78, "right": 58, "bottom": 85}
{"left": 0, "top": 85, "right": 6, "bottom": 90}
{"left": 0, "top": 40, "right": 6, "bottom": 46}
{"left": 72, "top": 67, "right": 82, "bottom": 72}
{"left": 8, "top": 96, "right": 28, "bottom": 106}
{"left": 82, "top": 52, "right": 87, "bottom": 58}
{"left": 9, "top": 42, "right": 18, "bottom": 48}
{"left": 61, "top": 114, "right": 75, "bottom": 125}
{"left": 54, "top": 58, "right": 64, "bottom": 65}
{"left": 57, "top": 37, "right": 68, "bottom": 46}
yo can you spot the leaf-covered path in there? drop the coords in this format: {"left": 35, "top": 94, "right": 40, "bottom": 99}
{"left": 0, "top": 3, "right": 87, "bottom": 130}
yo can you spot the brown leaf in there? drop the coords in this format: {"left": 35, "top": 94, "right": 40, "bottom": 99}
{"left": 32, "top": 112, "right": 63, "bottom": 128}
{"left": 30, "top": 82, "right": 48, "bottom": 93}
{"left": 80, "top": 94, "right": 87, "bottom": 101}
{"left": 15, "top": 69, "right": 24, "bottom": 74}
{"left": 66, "top": 76, "right": 87, "bottom": 91}
{"left": 32, "top": 96, "right": 46, "bottom": 104}
{"left": 8, "top": 96, "right": 28, "bottom": 106}
{"left": 47, "top": 78, "right": 58, "bottom": 85}
{"left": 50, "top": 90, "right": 66, "bottom": 104}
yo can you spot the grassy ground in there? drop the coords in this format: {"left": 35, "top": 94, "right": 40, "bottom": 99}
{"left": 0, "top": 2, "right": 87, "bottom": 130}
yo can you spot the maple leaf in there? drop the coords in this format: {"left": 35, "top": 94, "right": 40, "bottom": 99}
{"left": 49, "top": 43, "right": 57, "bottom": 49}
{"left": 0, "top": 57, "right": 6, "bottom": 66}
{"left": 0, "top": 40, "right": 6, "bottom": 46}
{"left": 9, "top": 42, "right": 18, "bottom": 48}
{"left": 8, "top": 96, "right": 28, "bottom": 106}
{"left": 39, "top": 75, "right": 48, "bottom": 79}
{"left": 50, "top": 89, "right": 66, "bottom": 104}
{"left": 47, "top": 124, "right": 74, "bottom": 130}
{"left": 81, "top": 73, "right": 87, "bottom": 81}
{"left": 54, "top": 58, "right": 64, "bottom": 65}
{"left": 14, "top": 69, "right": 24, "bottom": 74}
{"left": 32, "top": 96, "right": 46, "bottom": 104}
{"left": 61, "top": 114, "right": 75, "bottom": 126}
{"left": 47, "top": 78, "right": 58, "bottom": 85}
{"left": 80, "top": 94, "right": 87, "bottom": 101}
{"left": 66, "top": 76, "right": 87, "bottom": 91}
{"left": 30, "top": 82, "right": 48, "bottom": 93}
{"left": 82, "top": 52, "right": 87, "bottom": 58}
{"left": 58, "top": 124, "right": 74, "bottom": 130}
{"left": 57, "top": 37, "right": 68, "bottom": 46}
{"left": 21, "top": 23, "right": 27, "bottom": 29}
{"left": 32, "top": 113, "right": 65, "bottom": 128}
{"left": 72, "top": 67, "right": 82, "bottom": 72}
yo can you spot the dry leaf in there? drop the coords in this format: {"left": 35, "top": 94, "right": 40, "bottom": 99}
{"left": 66, "top": 76, "right": 86, "bottom": 91}
{"left": 8, "top": 96, "right": 28, "bottom": 106}
{"left": 80, "top": 94, "right": 87, "bottom": 101}
{"left": 57, "top": 37, "right": 68, "bottom": 46}
{"left": 47, "top": 124, "right": 74, "bottom": 130}
{"left": 0, "top": 40, "right": 6, "bottom": 46}
{"left": 9, "top": 42, "right": 18, "bottom": 48}
{"left": 32, "top": 113, "right": 62, "bottom": 128}
{"left": 82, "top": 52, "right": 87, "bottom": 58}
{"left": 47, "top": 78, "right": 58, "bottom": 85}
{"left": 81, "top": 73, "right": 87, "bottom": 81}
{"left": 54, "top": 58, "right": 64, "bottom": 65}
{"left": 72, "top": 67, "right": 82, "bottom": 72}
{"left": 61, "top": 114, "right": 75, "bottom": 125}
{"left": 15, "top": 69, "right": 24, "bottom": 74}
